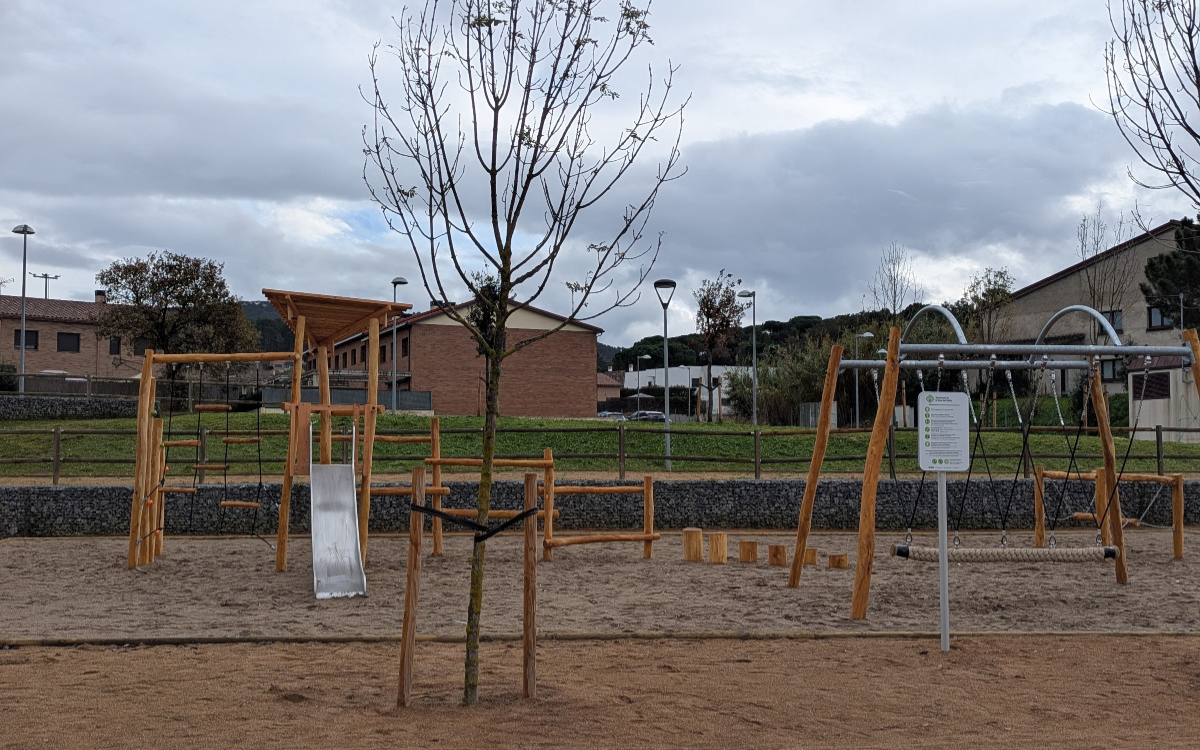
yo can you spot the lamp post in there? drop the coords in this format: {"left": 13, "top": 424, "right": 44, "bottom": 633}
{"left": 653, "top": 279, "right": 677, "bottom": 471}
{"left": 12, "top": 225, "right": 34, "bottom": 394}
{"left": 853, "top": 331, "right": 874, "bottom": 428}
{"left": 636, "top": 354, "right": 651, "bottom": 411}
{"left": 390, "top": 277, "right": 408, "bottom": 414}
{"left": 738, "top": 289, "right": 757, "bottom": 427}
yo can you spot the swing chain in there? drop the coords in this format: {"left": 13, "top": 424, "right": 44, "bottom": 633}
{"left": 905, "top": 528, "right": 913, "bottom": 545}
{"left": 1048, "top": 530, "right": 1056, "bottom": 549}
{"left": 1000, "top": 529, "right": 1008, "bottom": 548}
{"left": 953, "top": 530, "right": 961, "bottom": 549}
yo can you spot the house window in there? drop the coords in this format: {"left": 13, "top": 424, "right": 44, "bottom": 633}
{"left": 341, "top": 352, "right": 347, "bottom": 369}
{"left": 1132, "top": 371, "right": 1171, "bottom": 400}
{"left": 109, "top": 337, "right": 121, "bottom": 355}
{"left": 1100, "top": 359, "right": 1125, "bottom": 383}
{"left": 350, "top": 348, "right": 357, "bottom": 366}
{"left": 401, "top": 337, "right": 409, "bottom": 357}
{"left": 1102, "top": 310, "right": 1123, "bottom": 333}
{"left": 1147, "top": 306, "right": 1176, "bottom": 330}
{"left": 379, "top": 344, "right": 387, "bottom": 363}
{"left": 12, "top": 329, "right": 38, "bottom": 349}
{"left": 57, "top": 332, "right": 81, "bottom": 353}
{"left": 360, "top": 345, "right": 366, "bottom": 366}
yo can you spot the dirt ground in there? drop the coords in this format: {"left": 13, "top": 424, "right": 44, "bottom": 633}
{"left": 2, "top": 636, "right": 1200, "bottom": 749}
{"left": 1, "top": 530, "right": 1198, "bottom": 640}
{"left": 3, "top": 530, "right": 1200, "bottom": 748}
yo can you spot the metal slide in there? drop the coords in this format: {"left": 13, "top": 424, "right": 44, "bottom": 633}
{"left": 308, "top": 420, "right": 367, "bottom": 599}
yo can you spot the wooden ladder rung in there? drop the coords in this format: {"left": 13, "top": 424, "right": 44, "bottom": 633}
{"left": 163, "top": 440, "right": 201, "bottom": 448}
{"left": 222, "top": 437, "right": 262, "bottom": 444}
{"left": 163, "top": 487, "right": 198, "bottom": 494}
{"left": 194, "top": 404, "right": 232, "bottom": 412}
{"left": 220, "top": 501, "right": 261, "bottom": 509}
{"left": 192, "top": 464, "right": 229, "bottom": 471}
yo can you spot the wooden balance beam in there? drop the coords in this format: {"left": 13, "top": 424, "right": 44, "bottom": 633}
{"left": 539, "top": 476, "right": 655, "bottom": 559}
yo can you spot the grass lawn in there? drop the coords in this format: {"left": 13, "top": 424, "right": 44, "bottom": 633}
{"left": 3, "top": 412, "right": 1200, "bottom": 480}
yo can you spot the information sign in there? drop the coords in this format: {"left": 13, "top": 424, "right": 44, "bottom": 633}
{"left": 917, "top": 391, "right": 970, "bottom": 472}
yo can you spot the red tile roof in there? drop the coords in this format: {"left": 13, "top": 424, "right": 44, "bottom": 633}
{"left": 597, "top": 372, "right": 622, "bottom": 387}
{"left": 0, "top": 295, "right": 101, "bottom": 324}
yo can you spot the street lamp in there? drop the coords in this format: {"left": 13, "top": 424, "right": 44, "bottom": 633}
{"left": 738, "top": 289, "right": 757, "bottom": 427}
{"left": 390, "top": 277, "right": 408, "bottom": 414}
{"left": 636, "top": 354, "right": 651, "bottom": 409}
{"left": 854, "top": 331, "right": 874, "bottom": 428}
{"left": 11, "top": 225, "right": 34, "bottom": 394}
{"left": 653, "top": 279, "right": 677, "bottom": 471}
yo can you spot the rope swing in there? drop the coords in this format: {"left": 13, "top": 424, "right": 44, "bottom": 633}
{"left": 890, "top": 543, "right": 1118, "bottom": 563}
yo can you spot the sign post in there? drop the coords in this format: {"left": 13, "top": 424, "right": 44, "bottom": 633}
{"left": 917, "top": 391, "right": 970, "bottom": 652}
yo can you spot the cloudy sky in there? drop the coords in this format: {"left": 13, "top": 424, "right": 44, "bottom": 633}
{"left": 0, "top": 0, "right": 1193, "bottom": 347}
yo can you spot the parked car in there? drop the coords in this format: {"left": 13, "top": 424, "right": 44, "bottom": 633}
{"left": 628, "top": 410, "right": 666, "bottom": 422}
{"left": 596, "top": 411, "right": 627, "bottom": 421}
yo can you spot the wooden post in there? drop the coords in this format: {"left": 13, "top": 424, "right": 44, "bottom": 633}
{"left": 522, "top": 472, "right": 537, "bottom": 699}
{"left": 276, "top": 315, "right": 304, "bottom": 572}
{"left": 1173, "top": 473, "right": 1185, "bottom": 560}
{"left": 682, "top": 527, "right": 703, "bottom": 561}
{"left": 357, "top": 318, "right": 380, "bottom": 560}
{"left": 768, "top": 544, "right": 788, "bottom": 566}
{"left": 789, "top": 345, "right": 842, "bottom": 588}
{"left": 739, "top": 540, "right": 759, "bottom": 563}
{"left": 708, "top": 532, "right": 727, "bottom": 563}
{"left": 642, "top": 475, "right": 654, "bottom": 559}
{"left": 51, "top": 425, "right": 61, "bottom": 485}
{"left": 542, "top": 448, "right": 555, "bottom": 561}
{"left": 430, "top": 417, "right": 443, "bottom": 557}
{"left": 127, "top": 351, "right": 156, "bottom": 569}
{"left": 1090, "top": 366, "right": 1128, "bottom": 583}
{"left": 1033, "top": 465, "right": 1046, "bottom": 548}
{"left": 850, "top": 327, "right": 901, "bottom": 619}
{"left": 153, "top": 418, "right": 165, "bottom": 559}
{"left": 397, "top": 466, "right": 424, "bottom": 708}
{"left": 317, "top": 343, "right": 332, "bottom": 465}
{"left": 1095, "top": 466, "right": 1111, "bottom": 547}
{"left": 753, "top": 430, "right": 762, "bottom": 480}
{"left": 617, "top": 423, "right": 626, "bottom": 481}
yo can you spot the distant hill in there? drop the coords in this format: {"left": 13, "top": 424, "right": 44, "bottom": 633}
{"left": 241, "top": 301, "right": 294, "bottom": 352}
{"left": 597, "top": 342, "right": 619, "bottom": 372}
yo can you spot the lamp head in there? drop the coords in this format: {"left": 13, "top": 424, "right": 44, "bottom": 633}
{"left": 639, "top": 354, "right": 651, "bottom": 360}
{"left": 392, "top": 276, "right": 408, "bottom": 286}
{"left": 737, "top": 290, "right": 755, "bottom": 299}
{"left": 11, "top": 224, "right": 34, "bottom": 236}
{"left": 653, "top": 278, "right": 676, "bottom": 308}
{"left": 858, "top": 331, "right": 874, "bottom": 339}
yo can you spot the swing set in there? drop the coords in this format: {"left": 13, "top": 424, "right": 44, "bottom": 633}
{"left": 789, "top": 303, "right": 1200, "bottom": 621}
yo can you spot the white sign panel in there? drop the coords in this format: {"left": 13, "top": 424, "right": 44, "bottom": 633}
{"left": 918, "top": 391, "right": 970, "bottom": 472}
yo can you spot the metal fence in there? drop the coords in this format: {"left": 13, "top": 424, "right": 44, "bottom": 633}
{"left": 3, "top": 422, "right": 1199, "bottom": 484}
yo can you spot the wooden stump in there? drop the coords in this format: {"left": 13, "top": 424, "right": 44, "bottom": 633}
{"left": 683, "top": 527, "right": 703, "bottom": 562}
{"left": 828, "top": 553, "right": 849, "bottom": 569}
{"left": 708, "top": 532, "right": 728, "bottom": 564}
{"left": 768, "top": 544, "right": 788, "bottom": 566}
{"left": 803, "top": 548, "right": 818, "bottom": 566}
{"left": 738, "top": 540, "right": 759, "bottom": 563}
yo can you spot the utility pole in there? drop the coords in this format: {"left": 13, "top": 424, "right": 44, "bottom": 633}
{"left": 30, "top": 272, "right": 59, "bottom": 299}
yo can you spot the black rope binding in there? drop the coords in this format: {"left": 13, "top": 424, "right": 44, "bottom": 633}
{"left": 410, "top": 503, "right": 538, "bottom": 544}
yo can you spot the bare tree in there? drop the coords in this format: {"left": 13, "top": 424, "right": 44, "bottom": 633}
{"left": 362, "top": 0, "right": 684, "bottom": 704}
{"left": 1077, "top": 201, "right": 1137, "bottom": 343}
{"left": 694, "top": 269, "right": 748, "bottom": 422}
{"left": 1106, "top": 0, "right": 1200, "bottom": 211}
{"left": 868, "top": 242, "right": 926, "bottom": 327}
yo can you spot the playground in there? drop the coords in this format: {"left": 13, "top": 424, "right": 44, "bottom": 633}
{"left": 2, "top": 531, "right": 1200, "bottom": 748}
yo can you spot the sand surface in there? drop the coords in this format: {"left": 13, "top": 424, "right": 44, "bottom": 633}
{"left": 1, "top": 529, "right": 1198, "bottom": 640}
{"left": 3, "top": 636, "right": 1200, "bottom": 749}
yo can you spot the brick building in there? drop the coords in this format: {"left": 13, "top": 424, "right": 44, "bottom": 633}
{"left": 329, "top": 302, "right": 601, "bottom": 417}
{"left": 0, "top": 291, "right": 142, "bottom": 377}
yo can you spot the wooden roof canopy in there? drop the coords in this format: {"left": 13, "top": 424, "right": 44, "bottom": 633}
{"left": 262, "top": 289, "right": 412, "bottom": 350}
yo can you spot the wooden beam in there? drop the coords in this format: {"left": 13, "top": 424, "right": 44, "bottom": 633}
{"left": 430, "top": 418, "right": 443, "bottom": 557}
{"left": 317, "top": 305, "right": 394, "bottom": 351}
{"left": 151, "top": 351, "right": 299, "bottom": 365}
{"left": 789, "top": 344, "right": 842, "bottom": 588}
{"left": 358, "top": 317, "right": 380, "bottom": 561}
{"left": 542, "top": 448, "right": 555, "bottom": 561}
{"left": 851, "top": 327, "right": 901, "bottom": 620}
{"left": 276, "top": 316, "right": 304, "bottom": 573}
{"left": 1173, "top": 474, "right": 1185, "bottom": 560}
{"left": 397, "top": 466, "right": 424, "bottom": 708}
{"left": 1090, "top": 366, "right": 1129, "bottom": 583}
{"left": 643, "top": 475, "right": 654, "bottom": 559}
{"left": 127, "top": 351, "right": 156, "bottom": 569}
{"left": 1034, "top": 466, "right": 1046, "bottom": 548}
{"left": 318, "top": 344, "right": 331, "bottom": 466}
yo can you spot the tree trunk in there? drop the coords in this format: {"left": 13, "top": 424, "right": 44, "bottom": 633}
{"left": 463, "top": 350, "right": 502, "bottom": 705}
